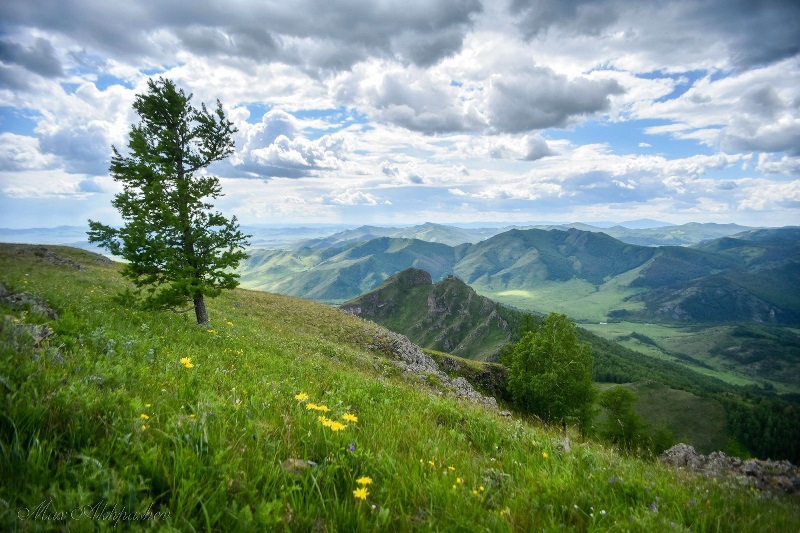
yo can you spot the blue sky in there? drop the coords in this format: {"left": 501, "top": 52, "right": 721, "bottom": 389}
{"left": 1, "top": 0, "right": 799, "bottom": 229}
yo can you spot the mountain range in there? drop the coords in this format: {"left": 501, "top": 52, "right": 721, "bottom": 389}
{"left": 292, "top": 221, "right": 754, "bottom": 249}
{"left": 240, "top": 225, "right": 800, "bottom": 326}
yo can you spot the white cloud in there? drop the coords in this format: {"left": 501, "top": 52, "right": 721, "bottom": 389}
{"left": 0, "top": 133, "right": 55, "bottom": 170}
{"left": 323, "top": 190, "right": 390, "bottom": 206}
{"left": 230, "top": 109, "right": 348, "bottom": 179}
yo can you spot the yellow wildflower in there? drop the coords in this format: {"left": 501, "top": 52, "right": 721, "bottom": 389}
{"left": 226, "top": 321, "right": 234, "bottom": 326}
{"left": 480, "top": 486, "right": 485, "bottom": 492}
{"left": 542, "top": 452, "right": 549, "bottom": 459}
{"left": 356, "top": 476, "right": 373, "bottom": 486}
{"left": 342, "top": 413, "right": 358, "bottom": 423}
{"left": 318, "top": 416, "right": 333, "bottom": 426}
{"left": 428, "top": 460, "right": 435, "bottom": 467}
{"left": 145, "top": 403, "right": 152, "bottom": 408}
{"left": 353, "top": 487, "right": 369, "bottom": 500}
{"left": 328, "top": 421, "right": 347, "bottom": 432}
{"left": 140, "top": 425, "right": 147, "bottom": 431}
{"left": 140, "top": 413, "right": 150, "bottom": 420}
{"left": 180, "top": 357, "right": 194, "bottom": 369}
{"left": 295, "top": 392, "right": 309, "bottom": 402}
{"left": 456, "top": 477, "right": 463, "bottom": 484}
{"left": 447, "top": 466, "right": 456, "bottom": 471}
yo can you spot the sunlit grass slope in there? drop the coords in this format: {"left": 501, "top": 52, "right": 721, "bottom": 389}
{"left": 2, "top": 244, "right": 798, "bottom": 531}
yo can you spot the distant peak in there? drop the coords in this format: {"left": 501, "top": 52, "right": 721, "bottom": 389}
{"left": 384, "top": 267, "right": 433, "bottom": 288}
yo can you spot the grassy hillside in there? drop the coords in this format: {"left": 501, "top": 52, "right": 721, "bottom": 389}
{"left": 3, "top": 243, "right": 799, "bottom": 531}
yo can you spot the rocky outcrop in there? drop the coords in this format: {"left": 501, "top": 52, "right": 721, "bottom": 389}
{"left": 660, "top": 443, "right": 800, "bottom": 493}
{"left": 12, "top": 245, "right": 91, "bottom": 270}
{"left": 0, "top": 282, "right": 58, "bottom": 319}
{"left": 353, "top": 320, "right": 498, "bottom": 410}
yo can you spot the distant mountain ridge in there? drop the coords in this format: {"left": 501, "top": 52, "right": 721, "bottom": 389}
{"left": 293, "top": 221, "right": 755, "bottom": 249}
{"left": 240, "top": 226, "right": 800, "bottom": 326}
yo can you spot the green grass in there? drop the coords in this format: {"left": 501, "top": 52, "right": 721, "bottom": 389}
{"left": 482, "top": 275, "right": 646, "bottom": 324}
{"left": 2, "top": 244, "right": 799, "bottom": 531}
{"left": 581, "top": 321, "right": 800, "bottom": 394}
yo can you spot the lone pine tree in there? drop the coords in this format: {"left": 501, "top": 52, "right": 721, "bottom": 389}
{"left": 89, "top": 78, "right": 249, "bottom": 325}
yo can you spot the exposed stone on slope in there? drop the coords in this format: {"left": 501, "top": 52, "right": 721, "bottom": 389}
{"left": 660, "top": 443, "right": 800, "bottom": 494}
{"left": 0, "top": 282, "right": 58, "bottom": 319}
{"left": 12, "top": 245, "right": 90, "bottom": 270}
{"left": 350, "top": 317, "right": 498, "bottom": 410}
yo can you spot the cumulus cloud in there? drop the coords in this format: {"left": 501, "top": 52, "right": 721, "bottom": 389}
{"left": 756, "top": 154, "right": 800, "bottom": 176}
{"left": 337, "top": 65, "right": 485, "bottom": 134}
{"left": 0, "top": 133, "right": 55, "bottom": 171}
{"left": 486, "top": 67, "right": 624, "bottom": 132}
{"left": 719, "top": 85, "right": 800, "bottom": 155}
{"left": 38, "top": 120, "right": 113, "bottom": 175}
{"left": 458, "top": 134, "right": 553, "bottom": 161}
{"left": 509, "top": 0, "right": 800, "bottom": 70}
{"left": 231, "top": 109, "right": 347, "bottom": 178}
{"left": 510, "top": 0, "right": 619, "bottom": 38}
{"left": 637, "top": 58, "right": 800, "bottom": 155}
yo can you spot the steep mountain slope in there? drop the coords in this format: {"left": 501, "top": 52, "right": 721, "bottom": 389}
{"left": 454, "top": 228, "right": 656, "bottom": 288}
{"left": 339, "top": 267, "right": 800, "bottom": 456}
{"left": 341, "top": 268, "right": 516, "bottom": 360}
{"left": 338, "top": 268, "right": 746, "bottom": 393}
{"left": 629, "top": 228, "right": 800, "bottom": 324}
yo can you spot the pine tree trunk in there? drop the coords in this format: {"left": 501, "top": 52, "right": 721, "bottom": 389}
{"left": 194, "top": 294, "right": 209, "bottom": 325}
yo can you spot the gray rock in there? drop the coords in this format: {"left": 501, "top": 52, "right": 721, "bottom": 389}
{"left": 660, "top": 443, "right": 800, "bottom": 494}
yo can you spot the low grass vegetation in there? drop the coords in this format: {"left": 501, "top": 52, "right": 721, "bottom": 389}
{"left": 582, "top": 322, "right": 800, "bottom": 395}
{"left": 2, "top": 244, "right": 799, "bottom": 531}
